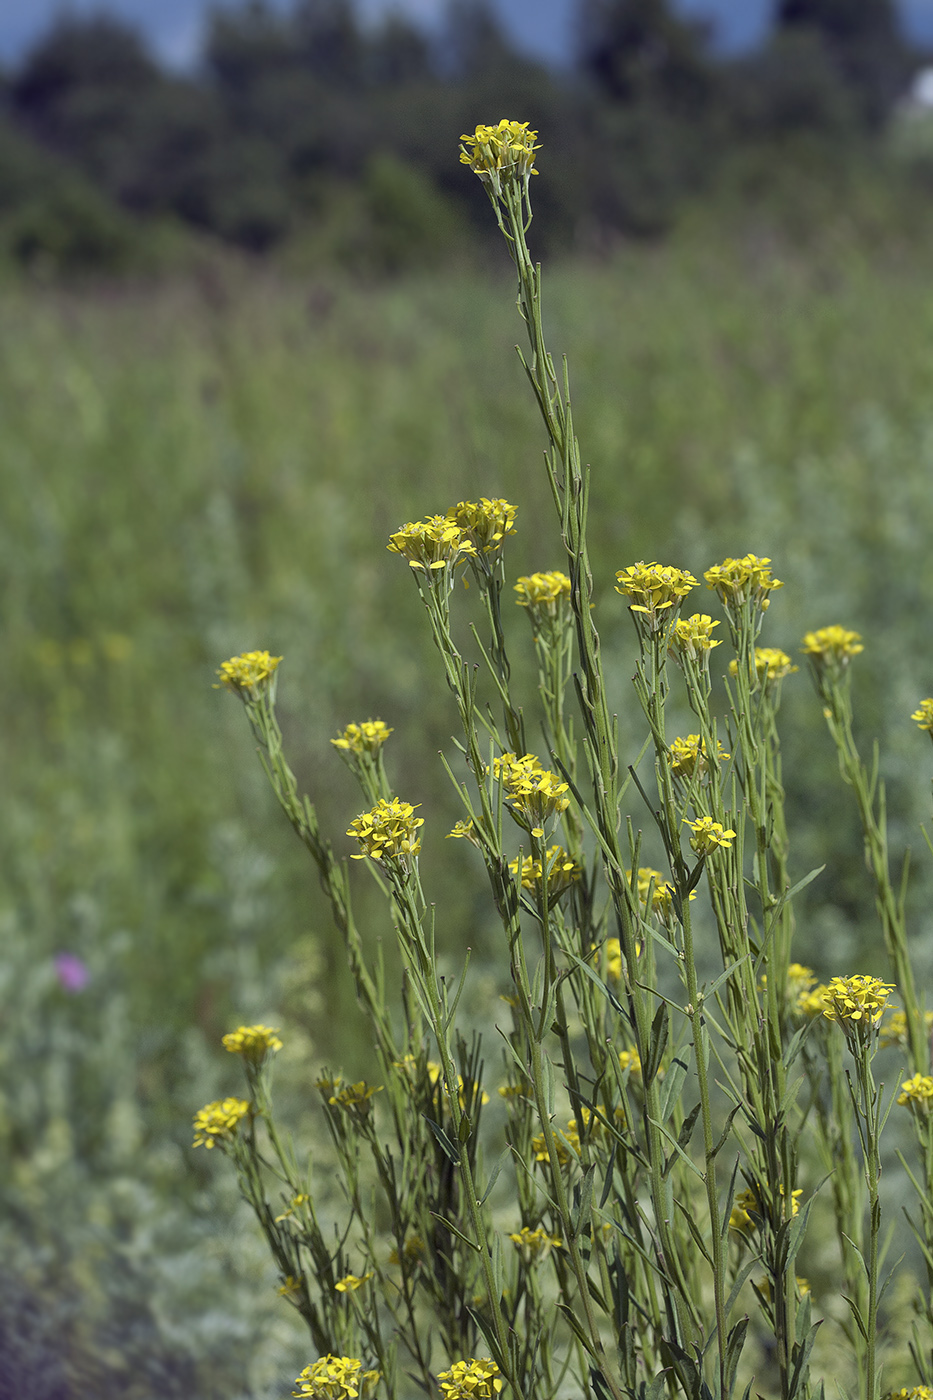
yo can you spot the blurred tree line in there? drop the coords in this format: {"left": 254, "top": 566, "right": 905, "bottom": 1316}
{"left": 0, "top": 0, "right": 928, "bottom": 274}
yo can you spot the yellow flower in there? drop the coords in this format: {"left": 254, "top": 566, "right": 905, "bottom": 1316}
{"left": 880, "top": 1008, "right": 933, "bottom": 1048}
{"left": 686, "top": 817, "right": 736, "bottom": 855}
{"left": 492, "top": 752, "right": 570, "bottom": 837}
{"left": 618, "top": 1048, "right": 642, "bottom": 1076}
{"left": 331, "top": 721, "right": 393, "bottom": 754}
{"left": 221, "top": 1024, "right": 282, "bottom": 1065}
{"left": 328, "top": 1081, "right": 382, "bottom": 1109}
{"left": 821, "top": 975, "right": 895, "bottom": 1035}
{"left": 797, "top": 983, "right": 829, "bottom": 1018}
{"left": 387, "top": 516, "right": 477, "bottom": 573}
{"left": 437, "top": 1358, "right": 504, "bottom": 1400}
{"left": 885, "top": 1390, "right": 933, "bottom": 1400}
{"left": 729, "top": 647, "right": 798, "bottom": 686}
{"left": 215, "top": 650, "right": 282, "bottom": 694}
{"left": 800, "top": 626, "right": 864, "bottom": 665}
{"left": 912, "top": 699, "right": 933, "bottom": 734}
{"left": 509, "top": 846, "right": 581, "bottom": 900}
{"left": 348, "top": 798, "right": 423, "bottom": 863}
{"left": 275, "top": 1194, "right": 310, "bottom": 1223}
{"left": 278, "top": 1274, "right": 305, "bottom": 1300}
{"left": 704, "top": 555, "right": 783, "bottom": 611}
{"left": 192, "top": 1097, "right": 250, "bottom": 1150}
{"left": 897, "top": 1074, "right": 933, "bottom": 1109}
{"left": 514, "top": 571, "right": 571, "bottom": 612}
{"left": 508, "top": 1226, "right": 561, "bottom": 1260}
{"left": 335, "top": 1272, "right": 373, "bottom": 1293}
{"left": 669, "top": 613, "right": 722, "bottom": 660}
{"left": 667, "top": 734, "right": 730, "bottom": 780}
{"left": 447, "top": 499, "right": 517, "bottom": 555}
{"left": 292, "top": 1357, "right": 379, "bottom": 1400}
{"left": 730, "top": 1185, "right": 800, "bottom": 1231}
{"left": 614, "top": 562, "right": 697, "bottom": 630}
{"left": 531, "top": 1131, "right": 572, "bottom": 1167}
{"left": 459, "top": 120, "right": 540, "bottom": 193}
{"left": 425, "top": 1060, "right": 489, "bottom": 1108}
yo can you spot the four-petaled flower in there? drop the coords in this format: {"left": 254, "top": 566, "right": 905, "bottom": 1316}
{"left": 704, "top": 555, "right": 783, "bottom": 613}
{"left": 460, "top": 121, "right": 540, "bottom": 196}
{"left": 192, "top": 1097, "right": 250, "bottom": 1150}
{"left": 897, "top": 1074, "right": 933, "bottom": 1110}
{"left": 387, "top": 517, "right": 477, "bottom": 574}
{"left": 492, "top": 752, "right": 570, "bottom": 837}
{"left": 332, "top": 720, "right": 394, "bottom": 754}
{"left": 215, "top": 650, "right": 282, "bottom": 694}
{"left": 800, "top": 626, "right": 864, "bottom": 666}
{"left": 348, "top": 798, "right": 423, "bottom": 863}
{"left": 821, "top": 975, "right": 895, "bottom": 1037}
{"left": 335, "top": 1272, "right": 374, "bottom": 1293}
{"left": 447, "top": 499, "right": 517, "bottom": 556}
{"left": 438, "top": 1359, "right": 504, "bottom": 1400}
{"left": 292, "top": 1356, "right": 380, "bottom": 1400}
{"left": 615, "top": 562, "right": 697, "bottom": 631}
{"left": 514, "top": 571, "right": 571, "bottom": 612}
{"left": 668, "top": 734, "right": 730, "bottom": 780}
{"left": 509, "top": 845, "right": 581, "bottom": 900}
{"left": 686, "top": 817, "right": 736, "bottom": 855}
{"left": 669, "top": 613, "right": 722, "bottom": 660}
{"left": 222, "top": 1024, "right": 283, "bottom": 1065}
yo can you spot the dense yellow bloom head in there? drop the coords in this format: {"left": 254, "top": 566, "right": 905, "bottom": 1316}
{"left": 800, "top": 626, "right": 864, "bottom": 666}
{"left": 669, "top": 613, "right": 722, "bottom": 660}
{"left": 460, "top": 120, "right": 540, "bottom": 195}
{"left": 387, "top": 516, "right": 477, "bottom": 574}
{"left": 328, "top": 1080, "right": 383, "bottom": 1109}
{"left": 221, "top": 1024, "right": 282, "bottom": 1065}
{"left": 668, "top": 734, "right": 730, "bottom": 780}
{"left": 332, "top": 720, "right": 393, "bottom": 755}
{"left": 686, "top": 817, "right": 736, "bottom": 855}
{"left": 515, "top": 570, "right": 571, "bottom": 612}
{"left": 348, "top": 798, "right": 423, "bottom": 863}
{"left": 897, "top": 1074, "right": 933, "bottom": 1110}
{"left": 729, "top": 648, "right": 799, "bottom": 686}
{"left": 493, "top": 752, "right": 570, "bottom": 837}
{"left": 447, "top": 499, "right": 517, "bottom": 556}
{"left": 821, "top": 975, "right": 895, "bottom": 1036}
{"left": 508, "top": 1226, "right": 562, "bottom": 1261}
{"left": 615, "top": 562, "right": 697, "bottom": 631}
{"left": 730, "top": 1184, "right": 800, "bottom": 1231}
{"left": 293, "top": 1356, "right": 379, "bottom": 1400}
{"left": 797, "top": 983, "right": 830, "bottom": 1018}
{"left": 215, "top": 650, "right": 282, "bottom": 694}
{"left": 912, "top": 699, "right": 933, "bottom": 734}
{"left": 192, "top": 1096, "right": 250, "bottom": 1149}
{"left": 885, "top": 1387, "right": 933, "bottom": 1399}
{"left": 880, "top": 1008, "right": 933, "bottom": 1048}
{"left": 704, "top": 555, "right": 783, "bottom": 611}
{"left": 509, "top": 846, "right": 581, "bottom": 899}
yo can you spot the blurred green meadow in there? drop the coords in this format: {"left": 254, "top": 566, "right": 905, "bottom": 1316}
{"left": 6, "top": 209, "right": 933, "bottom": 1394}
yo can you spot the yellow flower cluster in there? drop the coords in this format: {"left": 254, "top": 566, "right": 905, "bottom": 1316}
{"left": 881, "top": 1008, "right": 933, "bottom": 1048}
{"left": 508, "top": 1226, "right": 562, "bottom": 1262}
{"left": 614, "top": 562, "right": 697, "bottom": 629}
{"left": 912, "top": 699, "right": 933, "bottom": 733}
{"left": 387, "top": 516, "right": 477, "bottom": 573}
{"left": 215, "top": 650, "right": 282, "bottom": 693}
{"left": 327, "top": 1080, "right": 383, "bottom": 1109}
{"left": 492, "top": 752, "right": 570, "bottom": 837}
{"left": 797, "top": 983, "right": 830, "bottom": 1018}
{"left": 704, "top": 555, "right": 783, "bottom": 611}
{"left": 897, "top": 1075, "right": 933, "bottom": 1109}
{"left": 618, "top": 1048, "right": 642, "bottom": 1076}
{"left": 278, "top": 1275, "right": 304, "bottom": 1299}
{"left": 460, "top": 119, "right": 540, "bottom": 192}
{"left": 335, "top": 1272, "right": 373, "bottom": 1293}
{"left": 729, "top": 1185, "right": 801, "bottom": 1232}
{"left": 514, "top": 570, "right": 571, "bottom": 612}
{"left": 885, "top": 1389, "right": 933, "bottom": 1400}
{"left": 669, "top": 613, "right": 721, "bottom": 658}
{"left": 509, "top": 846, "right": 581, "bottom": 898}
{"left": 425, "top": 1060, "right": 490, "bottom": 1109}
{"left": 668, "top": 734, "right": 730, "bottom": 780}
{"left": 192, "top": 1097, "right": 250, "bottom": 1150}
{"left": 292, "top": 1357, "right": 380, "bottom": 1400}
{"left": 221, "top": 1024, "right": 283, "bottom": 1065}
{"left": 348, "top": 798, "right": 423, "bottom": 863}
{"left": 531, "top": 1122, "right": 579, "bottom": 1166}
{"left": 800, "top": 626, "right": 864, "bottom": 665}
{"left": 332, "top": 720, "right": 393, "bottom": 754}
{"left": 448, "top": 498, "right": 517, "bottom": 554}
{"left": 821, "top": 975, "right": 895, "bottom": 1032}
{"left": 438, "top": 1358, "right": 504, "bottom": 1400}
{"left": 729, "top": 648, "right": 799, "bottom": 685}
{"left": 686, "top": 817, "right": 736, "bottom": 855}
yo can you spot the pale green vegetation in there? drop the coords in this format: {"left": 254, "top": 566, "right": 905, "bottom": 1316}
{"left": 4, "top": 209, "right": 933, "bottom": 1393}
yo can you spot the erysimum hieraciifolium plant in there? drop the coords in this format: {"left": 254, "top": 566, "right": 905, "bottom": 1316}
{"left": 196, "top": 122, "right": 933, "bottom": 1400}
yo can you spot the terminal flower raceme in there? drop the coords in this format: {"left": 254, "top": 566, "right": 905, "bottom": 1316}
{"left": 328, "top": 1081, "right": 383, "bottom": 1109}
{"left": 615, "top": 562, "right": 697, "bottom": 630}
{"left": 387, "top": 516, "right": 477, "bottom": 573}
{"left": 493, "top": 752, "right": 570, "bottom": 837}
{"left": 221, "top": 1024, "right": 282, "bottom": 1065}
{"left": 447, "top": 498, "right": 517, "bottom": 556}
{"left": 348, "top": 798, "right": 423, "bottom": 863}
{"left": 897, "top": 1074, "right": 933, "bottom": 1109}
{"left": 704, "top": 555, "right": 783, "bottom": 612}
{"left": 821, "top": 975, "right": 895, "bottom": 1034}
{"left": 509, "top": 846, "right": 581, "bottom": 900}
{"left": 686, "top": 817, "right": 736, "bottom": 855}
{"left": 292, "top": 1357, "right": 379, "bottom": 1400}
{"left": 460, "top": 120, "right": 540, "bottom": 194}
{"left": 438, "top": 1359, "right": 504, "bottom": 1400}
{"left": 668, "top": 734, "right": 730, "bottom": 780}
{"left": 881, "top": 1008, "right": 933, "bottom": 1048}
{"left": 912, "top": 698, "right": 933, "bottom": 734}
{"left": 192, "top": 1097, "right": 250, "bottom": 1150}
{"left": 669, "top": 613, "right": 721, "bottom": 660}
{"left": 215, "top": 650, "right": 282, "bottom": 694}
{"left": 514, "top": 570, "right": 571, "bottom": 612}
{"left": 729, "top": 647, "right": 799, "bottom": 685}
{"left": 332, "top": 720, "right": 393, "bottom": 754}
{"left": 800, "top": 626, "right": 864, "bottom": 666}
{"left": 797, "top": 983, "right": 830, "bottom": 1018}
{"left": 508, "top": 1226, "right": 561, "bottom": 1261}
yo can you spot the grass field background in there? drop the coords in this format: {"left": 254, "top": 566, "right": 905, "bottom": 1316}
{"left": 5, "top": 209, "right": 933, "bottom": 1394}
